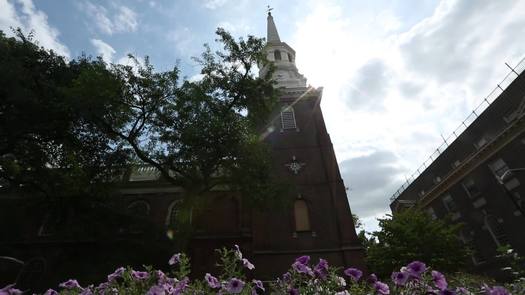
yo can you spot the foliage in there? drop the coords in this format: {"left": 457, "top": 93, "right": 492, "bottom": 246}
{"left": 497, "top": 245, "right": 525, "bottom": 294}
{"left": 1, "top": 246, "right": 516, "bottom": 294}
{"left": 366, "top": 210, "right": 470, "bottom": 277}
{"left": 0, "top": 27, "right": 289, "bottom": 220}
{"left": 0, "top": 29, "right": 128, "bottom": 200}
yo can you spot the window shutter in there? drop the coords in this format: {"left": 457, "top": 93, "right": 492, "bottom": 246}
{"left": 281, "top": 106, "right": 297, "bottom": 130}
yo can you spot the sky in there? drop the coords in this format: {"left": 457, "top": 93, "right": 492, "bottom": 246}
{"left": 2, "top": 0, "right": 525, "bottom": 232}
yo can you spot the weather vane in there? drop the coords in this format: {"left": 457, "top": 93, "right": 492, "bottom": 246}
{"left": 267, "top": 5, "right": 273, "bottom": 15}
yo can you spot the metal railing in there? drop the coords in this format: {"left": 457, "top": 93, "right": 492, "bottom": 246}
{"left": 390, "top": 57, "right": 525, "bottom": 202}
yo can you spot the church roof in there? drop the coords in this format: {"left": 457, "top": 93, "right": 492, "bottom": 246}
{"left": 267, "top": 12, "right": 281, "bottom": 43}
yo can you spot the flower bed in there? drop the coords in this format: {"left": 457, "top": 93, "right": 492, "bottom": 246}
{"left": 2, "top": 246, "right": 523, "bottom": 294}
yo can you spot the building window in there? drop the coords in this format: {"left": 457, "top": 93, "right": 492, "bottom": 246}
{"left": 294, "top": 199, "right": 311, "bottom": 232}
{"left": 461, "top": 177, "right": 480, "bottom": 198}
{"left": 489, "top": 158, "right": 510, "bottom": 179}
{"left": 274, "top": 50, "right": 282, "bottom": 61}
{"left": 281, "top": 105, "right": 297, "bottom": 131}
{"left": 287, "top": 53, "right": 293, "bottom": 62}
{"left": 484, "top": 214, "right": 508, "bottom": 247}
{"left": 166, "top": 200, "right": 182, "bottom": 226}
{"left": 442, "top": 194, "right": 458, "bottom": 212}
{"left": 426, "top": 207, "right": 437, "bottom": 220}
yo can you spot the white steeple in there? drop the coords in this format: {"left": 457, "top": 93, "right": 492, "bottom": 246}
{"left": 259, "top": 12, "right": 307, "bottom": 89}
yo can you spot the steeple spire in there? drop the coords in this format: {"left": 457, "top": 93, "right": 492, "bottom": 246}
{"left": 267, "top": 11, "right": 281, "bottom": 43}
{"left": 259, "top": 10, "right": 307, "bottom": 89}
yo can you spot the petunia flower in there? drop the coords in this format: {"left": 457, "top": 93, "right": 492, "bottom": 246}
{"left": 292, "top": 261, "right": 314, "bottom": 276}
{"left": 59, "top": 279, "right": 82, "bottom": 289}
{"left": 314, "top": 259, "right": 329, "bottom": 279}
{"left": 367, "top": 273, "right": 378, "bottom": 284}
{"left": 344, "top": 267, "right": 363, "bottom": 282}
{"left": 485, "top": 286, "right": 510, "bottom": 295}
{"left": 0, "top": 284, "right": 23, "bottom": 295}
{"left": 131, "top": 270, "right": 149, "bottom": 280}
{"left": 44, "top": 289, "right": 59, "bottom": 295}
{"left": 288, "top": 288, "right": 299, "bottom": 295}
{"left": 253, "top": 279, "right": 265, "bottom": 291}
{"left": 146, "top": 285, "right": 166, "bottom": 295}
{"left": 169, "top": 253, "right": 181, "bottom": 265}
{"left": 225, "top": 278, "right": 245, "bottom": 294}
{"left": 205, "top": 273, "right": 221, "bottom": 289}
{"left": 406, "top": 261, "right": 427, "bottom": 278}
{"left": 391, "top": 271, "right": 409, "bottom": 286}
{"left": 107, "top": 267, "right": 125, "bottom": 282}
{"left": 374, "top": 281, "right": 390, "bottom": 295}
{"left": 432, "top": 270, "right": 448, "bottom": 291}
{"left": 242, "top": 258, "right": 255, "bottom": 270}
{"left": 295, "top": 255, "right": 310, "bottom": 265}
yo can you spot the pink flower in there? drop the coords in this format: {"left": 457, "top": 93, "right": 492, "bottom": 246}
{"left": 132, "top": 270, "right": 149, "bottom": 280}
{"left": 59, "top": 279, "right": 82, "bottom": 289}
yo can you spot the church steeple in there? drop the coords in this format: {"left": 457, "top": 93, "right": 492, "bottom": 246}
{"left": 267, "top": 12, "right": 281, "bottom": 43}
{"left": 259, "top": 11, "right": 307, "bottom": 89}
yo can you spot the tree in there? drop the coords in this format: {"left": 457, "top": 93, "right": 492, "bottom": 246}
{"left": 366, "top": 210, "right": 469, "bottom": 277}
{"left": 0, "top": 28, "right": 288, "bottom": 223}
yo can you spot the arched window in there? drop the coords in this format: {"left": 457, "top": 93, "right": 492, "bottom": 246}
{"left": 166, "top": 200, "right": 182, "bottom": 226}
{"left": 274, "top": 50, "right": 282, "bottom": 61}
{"left": 287, "top": 53, "right": 293, "bottom": 62}
{"left": 294, "top": 199, "right": 310, "bottom": 232}
{"left": 127, "top": 200, "right": 150, "bottom": 216}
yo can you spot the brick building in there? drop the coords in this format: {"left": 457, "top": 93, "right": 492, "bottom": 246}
{"left": 0, "top": 13, "right": 365, "bottom": 291}
{"left": 390, "top": 59, "right": 525, "bottom": 277}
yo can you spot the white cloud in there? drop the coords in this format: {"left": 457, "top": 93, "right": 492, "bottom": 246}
{"left": 290, "top": 0, "right": 525, "bottom": 230}
{"left": 202, "top": 0, "right": 228, "bottom": 10}
{"left": 83, "top": 2, "right": 138, "bottom": 35}
{"left": 0, "top": 0, "right": 70, "bottom": 58}
{"left": 91, "top": 38, "right": 116, "bottom": 63}
{"left": 168, "top": 27, "right": 195, "bottom": 54}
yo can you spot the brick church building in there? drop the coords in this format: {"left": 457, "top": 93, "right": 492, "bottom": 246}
{"left": 0, "top": 13, "right": 365, "bottom": 290}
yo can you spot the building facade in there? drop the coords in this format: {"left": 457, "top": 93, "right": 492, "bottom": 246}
{"left": 0, "top": 13, "right": 365, "bottom": 290}
{"left": 390, "top": 61, "right": 525, "bottom": 277}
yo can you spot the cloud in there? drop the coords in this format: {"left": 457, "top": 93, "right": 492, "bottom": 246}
{"left": 83, "top": 1, "right": 138, "bottom": 35}
{"left": 168, "top": 27, "right": 195, "bottom": 54}
{"left": 202, "top": 0, "right": 228, "bottom": 10}
{"left": 0, "top": 0, "right": 70, "bottom": 58}
{"left": 290, "top": 0, "right": 525, "bottom": 231}
{"left": 343, "top": 59, "right": 391, "bottom": 111}
{"left": 341, "top": 149, "right": 406, "bottom": 220}
{"left": 91, "top": 38, "right": 116, "bottom": 63}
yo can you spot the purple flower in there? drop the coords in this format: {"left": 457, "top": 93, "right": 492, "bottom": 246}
{"left": 108, "top": 267, "right": 125, "bottom": 282}
{"left": 432, "top": 270, "right": 448, "bottom": 290}
{"left": 80, "top": 288, "right": 94, "bottom": 295}
{"left": 406, "top": 261, "right": 427, "bottom": 278}
{"left": 174, "top": 277, "right": 189, "bottom": 295}
{"left": 147, "top": 285, "right": 166, "bottom": 295}
{"left": 95, "top": 282, "right": 109, "bottom": 294}
{"left": 485, "top": 286, "right": 510, "bottom": 295}
{"left": 234, "top": 244, "right": 243, "bottom": 260}
{"left": 205, "top": 273, "right": 221, "bottom": 289}
{"left": 314, "top": 259, "right": 329, "bottom": 279}
{"left": 295, "top": 255, "right": 310, "bottom": 265}
{"left": 288, "top": 288, "right": 299, "bottom": 295}
{"left": 0, "top": 284, "right": 23, "bottom": 295}
{"left": 132, "top": 270, "right": 149, "bottom": 280}
{"left": 253, "top": 279, "right": 265, "bottom": 291}
{"left": 344, "top": 267, "right": 363, "bottom": 282}
{"left": 44, "top": 289, "right": 59, "bottom": 295}
{"left": 225, "top": 278, "right": 245, "bottom": 294}
{"left": 59, "top": 279, "right": 82, "bottom": 289}
{"left": 242, "top": 258, "right": 255, "bottom": 270}
{"left": 292, "top": 261, "right": 314, "bottom": 276}
{"left": 391, "top": 271, "right": 409, "bottom": 286}
{"left": 439, "top": 289, "right": 457, "bottom": 295}
{"left": 368, "top": 273, "right": 378, "bottom": 284}
{"left": 456, "top": 287, "right": 470, "bottom": 294}
{"left": 374, "top": 281, "right": 390, "bottom": 295}
{"left": 169, "top": 253, "right": 181, "bottom": 265}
